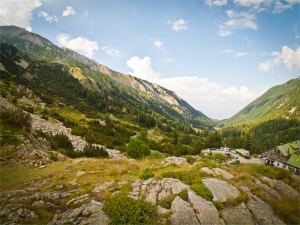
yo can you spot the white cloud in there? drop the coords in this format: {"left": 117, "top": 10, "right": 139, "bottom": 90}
{"left": 221, "top": 86, "right": 256, "bottom": 101}
{"left": 154, "top": 40, "right": 164, "bottom": 49}
{"left": 126, "top": 56, "right": 259, "bottom": 119}
{"left": 83, "top": 10, "right": 88, "bottom": 17}
{"left": 273, "top": 1, "right": 292, "bottom": 13}
{"left": 62, "top": 6, "right": 76, "bottom": 17}
{"left": 295, "top": 35, "right": 299, "bottom": 39}
{"left": 38, "top": 11, "right": 57, "bottom": 23}
{"left": 285, "top": 0, "right": 300, "bottom": 3}
{"left": 235, "top": 52, "right": 248, "bottom": 57}
{"left": 0, "top": 0, "right": 42, "bottom": 31}
{"left": 169, "top": 19, "right": 187, "bottom": 32}
{"left": 217, "top": 10, "right": 257, "bottom": 36}
{"left": 101, "top": 46, "right": 120, "bottom": 56}
{"left": 206, "top": 0, "right": 227, "bottom": 7}
{"left": 127, "top": 56, "right": 160, "bottom": 83}
{"left": 221, "top": 50, "right": 235, "bottom": 53}
{"left": 233, "top": 0, "right": 268, "bottom": 6}
{"left": 56, "top": 33, "right": 98, "bottom": 58}
{"left": 259, "top": 46, "right": 300, "bottom": 71}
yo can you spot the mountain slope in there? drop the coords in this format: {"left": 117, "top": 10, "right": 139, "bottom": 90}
{"left": 225, "top": 77, "right": 300, "bottom": 126}
{"left": 0, "top": 25, "right": 211, "bottom": 127}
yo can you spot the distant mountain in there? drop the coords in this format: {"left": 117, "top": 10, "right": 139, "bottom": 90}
{"left": 225, "top": 77, "right": 300, "bottom": 126}
{"left": 0, "top": 25, "right": 213, "bottom": 128}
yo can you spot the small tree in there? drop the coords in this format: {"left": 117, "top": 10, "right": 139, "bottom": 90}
{"left": 126, "top": 138, "right": 150, "bottom": 159}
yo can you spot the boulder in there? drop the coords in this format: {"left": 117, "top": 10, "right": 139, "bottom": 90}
{"left": 48, "top": 201, "right": 110, "bottom": 225}
{"left": 170, "top": 196, "right": 200, "bottom": 225}
{"left": 240, "top": 186, "right": 285, "bottom": 225}
{"left": 202, "top": 178, "right": 241, "bottom": 203}
{"left": 220, "top": 203, "right": 256, "bottom": 225}
{"left": 201, "top": 167, "right": 216, "bottom": 176}
{"left": 188, "top": 190, "right": 221, "bottom": 225}
{"left": 214, "top": 168, "right": 235, "bottom": 179}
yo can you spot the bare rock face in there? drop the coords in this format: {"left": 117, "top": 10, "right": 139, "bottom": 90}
{"left": 161, "top": 156, "right": 187, "bottom": 167}
{"left": 214, "top": 168, "right": 235, "bottom": 180}
{"left": 128, "top": 178, "right": 189, "bottom": 204}
{"left": 170, "top": 196, "right": 200, "bottom": 225}
{"left": 201, "top": 167, "right": 216, "bottom": 176}
{"left": 48, "top": 201, "right": 110, "bottom": 225}
{"left": 221, "top": 202, "right": 256, "bottom": 225}
{"left": 240, "top": 186, "right": 285, "bottom": 225}
{"left": 202, "top": 178, "right": 241, "bottom": 203}
{"left": 261, "top": 176, "right": 299, "bottom": 198}
{"left": 188, "top": 190, "right": 221, "bottom": 225}
{"left": 253, "top": 177, "right": 280, "bottom": 199}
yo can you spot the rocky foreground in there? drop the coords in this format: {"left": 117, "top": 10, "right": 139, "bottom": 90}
{"left": 1, "top": 157, "right": 298, "bottom": 225}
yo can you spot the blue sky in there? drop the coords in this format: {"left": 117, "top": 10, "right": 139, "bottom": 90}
{"left": 1, "top": 0, "right": 300, "bottom": 119}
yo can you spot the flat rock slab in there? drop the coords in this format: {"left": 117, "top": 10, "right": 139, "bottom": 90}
{"left": 202, "top": 178, "right": 241, "bottom": 203}
{"left": 48, "top": 201, "right": 110, "bottom": 225}
{"left": 221, "top": 202, "right": 256, "bottom": 225}
{"left": 261, "top": 176, "right": 299, "bottom": 198}
{"left": 188, "top": 190, "right": 221, "bottom": 225}
{"left": 201, "top": 167, "right": 216, "bottom": 176}
{"left": 240, "top": 186, "right": 285, "bottom": 225}
{"left": 170, "top": 196, "right": 200, "bottom": 225}
{"left": 214, "top": 168, "right": 235, "bottom": 179}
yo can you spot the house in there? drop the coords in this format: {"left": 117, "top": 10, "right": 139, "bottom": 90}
{"left": 236, "top": 149, "right": 250, "bottom": 158}
{"left": 266, "top": 140, "right": 300, "bottom": 174}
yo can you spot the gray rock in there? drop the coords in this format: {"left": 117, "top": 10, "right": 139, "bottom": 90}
{"left": 214, "top": 168, "right": 235, "bottom": 179}
{"left": 48, "top": 201, "right": 110, "bottom": 225}
{"left": 156, "top": 205, "right": 171, "bottom": 215}
{"left": 261, "top": 176, "right": 299, "bottom": 198}
{"left": 220, "top": 203, "right": 256, "bottom": 225}
{"left": 253, "top": 178, "right": 280, "bottom": 199}
{"left": 170, "top": 196, "right": 200, "bottom": 225}
{"left": 188, "top": 190, "right": 220, "bottom": 225}
{"left": 202, "top": 178, "right": 241, "bottom": 203}
{"left": 240, "top": 186, "right": 285, "bottom": 225}
{"left": 92, "top": 182, "right": 114, "bottom": 193}
{"left": 201, "top": 167, "right": 216, "bottom": 176}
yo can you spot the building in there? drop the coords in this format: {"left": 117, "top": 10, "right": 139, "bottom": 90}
{"left": 236, "top": 149, "right": 250, "bottom": 158}
{"left": 266, "top": 140, "right": 300, "bottom": 174}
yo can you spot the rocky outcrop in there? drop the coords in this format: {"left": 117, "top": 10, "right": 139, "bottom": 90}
{"left": 221, "top": 202, "right": 256, "bottom": 225}
{"left": 214, "top": 168, "right": 235, "bottom": 179}
{"left": 160, "top": 156, "right": 187, "bottom": 167}
{"left": 188, "top": 190, "right": 221, "bottom": 225}
{"left": 202, "top": 178, "right": 241, "bottom": 202}
{"left": 48, "top": 201, "right": 110, "bottom": 225}
{"left": 240, "top": 186, "right": 285, "bottom": 225}
{"left": 129, "top": 178, "right": 189, "bottom": 204}
{"left": 170, "top": 196, "right": 200, "bottom": 225}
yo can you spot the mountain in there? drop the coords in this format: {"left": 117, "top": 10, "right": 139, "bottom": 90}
{"left": 225, "top": 77, "right": 300, "bottom": 126}
{"left": 0, "top": 25, "right": 211, "bottom": 128}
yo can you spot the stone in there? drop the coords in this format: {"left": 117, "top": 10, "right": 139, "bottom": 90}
{"left": 201, "top": 167, "right": 216, "bottom": 176}
{"left": 220, "top": 203, "right": 256, "bottom": 225}
{"left": 161, "top": 156, "right": 187, "bottom": 167}
{"left": 261, "top": 176, "right": 299, "bottom": 198}
{"left": 202, "top": 178, "right": 241, "bottom": 203}
{"left": 214, "top": 168, "right": 235, "bottom": 179}
{"left": 188, "top": 190, "right": 220, "bottom": 225}
{"left": 240, "top": 186, "right": 285, "bottom": 225}
{"left": 48, "top": 201, "right": 110, "bottom": 225}
{"left": 67, "top": 194, "right": 89, "bottom": 205}
{"left": 170, "top": 196, "right": 200, "bottom": 225}
{"left": 156, "top": 205, "right": 171, "bottom": 215}
{"left": 92, "top": 182, "right": 114, "bottom": 193}
{"left": 76, "top": 170, "right": 86, "bottom": 177}
{"left": 253, "top": 178, "right": 280, "bottom": 199}
{"left": 32, "top": 200, "right": 56, "bottom": 208}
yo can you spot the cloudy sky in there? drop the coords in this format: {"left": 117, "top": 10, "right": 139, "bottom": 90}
{"left": 1, "top": 0, "right": 299, "bottom": 119}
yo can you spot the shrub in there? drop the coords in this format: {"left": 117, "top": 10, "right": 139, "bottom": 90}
{"left": 139, "top": 168, "right": 155, "bottom": 180}
{"left": 126, "top": 138, "right": 150, "bottom": 159}
{"left": 103, "top": 194, "right": 157, "bottom": 224}
{"left": 185, "top": 156, "right": 196, "bottom": 165}
{"left": 83, "top": 144, "right": 109, "bottom": 158}
{"left": 0, "top": 108, "right": 31, "bottom": 129}
{"left": 157, "top": 194, "right": 177, "bottom": 209}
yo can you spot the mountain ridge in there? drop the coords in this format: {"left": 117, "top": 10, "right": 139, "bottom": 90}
{"left": 0, "top": 25, "right": 211, "bottom": 126}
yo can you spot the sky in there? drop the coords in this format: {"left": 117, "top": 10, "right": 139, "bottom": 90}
{"left": 1, "top": 0, "right": 300, "bottom": 119}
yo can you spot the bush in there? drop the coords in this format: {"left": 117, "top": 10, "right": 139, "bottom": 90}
{"left": 126, "top": 138, "right": 150, "bottom": 159}
{"left": 185, "top": 156, "right": 196, "bottom": 165}
{"left": 103, "top": 194, "right": 157, "bottom": 224}
{"left": 0, "top": 108, "right": 31, "bottom": 129}
{"left": 83, "top": 144, "right": 109, "bottom": 158}
{"left": 139, "top": 168, "right": 155, "bottom": 180}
